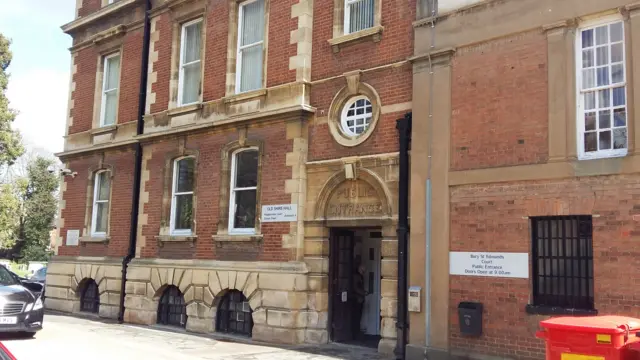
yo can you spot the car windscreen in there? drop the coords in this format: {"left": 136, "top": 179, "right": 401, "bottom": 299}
{"left": 0, "top": 267, "right": 19, "bottom": 286}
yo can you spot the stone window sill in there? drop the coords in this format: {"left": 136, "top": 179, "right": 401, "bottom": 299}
{"left": 525, "top": 304, "right": 598, "bottom": 316}
{"left": 167, "top": 103, "right": 203, "bottom": 117}
{"left": 328, "top": 26, "right": 384, "bottom": 53}
{"left": 223, "top": 89, "right": 267, "bottom": 104}
{"left": 91, "top": 125, "right": 117, "bottom": 135}
{"left": 155, "top": 235, "right": 198, "bottom": 247}
{"left": 79, "top": 236, "right": 110, "bottom": 244}
{"left": 212, "top": 234, "right": 263, "bottom": 247}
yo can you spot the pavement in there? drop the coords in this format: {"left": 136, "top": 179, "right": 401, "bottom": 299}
{"left": 0, "top": 313, "right": 393, "bottom": 360}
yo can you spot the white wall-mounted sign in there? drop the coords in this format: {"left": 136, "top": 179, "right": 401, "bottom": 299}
{"left": 261, "top": 204, "right": 298, "bottom": 223}
{"left": 66, "top": 230, "right": 80, "bottom": 246}
{"left": 449, "top": 252, "right": 529, "bottom": 279}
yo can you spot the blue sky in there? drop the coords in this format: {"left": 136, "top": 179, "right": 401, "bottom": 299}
{"left": 0, "top": 0, "right": 76, "bottom": 155}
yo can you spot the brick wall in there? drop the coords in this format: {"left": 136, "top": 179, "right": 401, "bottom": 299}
{"left": 309, "top": 65, "right": 411, "bottom": 161}
{"left": 265, "top": 0, "right": 297, "bottom": 87}
{"left": 139, "top": 121, "right": 295, "bottom": 262}
{"left": 78, "top": 0, "right": 101, "bottom": 17}
{"left": 149, "top": 13, "right": 172, "bottom": 114}
{"left": 311, "top": 0, "right": 415, "bottom": 82}
{"left": 203, "top": 0, "right": 230, "bottom": 102}
{"left": 69, "top": 47, "right": 98, "bottom": 135}
{"left": 58, "top": 148, "right": 135, "bottom": 258}
{"left": 450, "top": 30, "right": 549, "bottom": 171}
{"left": 449, "top": 175, "right": 640, "bottom": 359}
{"left": 119, "top": 28, "right": 143, "bottom": 124}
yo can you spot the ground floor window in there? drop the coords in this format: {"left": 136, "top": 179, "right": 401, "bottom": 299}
{"left": 157, "top": 286, "right": 187, "bottom": 327}
{"left": 216, "top": 290, "right": 253, "bottom": 336}
{"left": 531, "top": 216, "right": 594, "bottom": 310}
{"left": 80, "top": 279, "right": 100, "bottom": 313}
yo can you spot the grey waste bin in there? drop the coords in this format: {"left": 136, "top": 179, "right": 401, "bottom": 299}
{"left": 458, "top": 302, "right": 483, "bottom": 337}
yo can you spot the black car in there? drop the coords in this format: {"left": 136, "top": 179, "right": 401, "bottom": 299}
{"left": 0, "top": 266, "right": 43, "bottom": 337}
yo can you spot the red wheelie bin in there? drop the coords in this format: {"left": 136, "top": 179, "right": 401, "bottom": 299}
{"left": 536, "top": 316, "right": 640, "bottom": 360}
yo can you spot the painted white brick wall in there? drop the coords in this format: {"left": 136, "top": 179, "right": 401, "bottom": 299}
{"left": 439, "top": 0, "right": 485, "bottom": 13}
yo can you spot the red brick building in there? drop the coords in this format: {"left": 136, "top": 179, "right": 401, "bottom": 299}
{"left": 408, "top": 0, "right": 640, "bottom": 359}
{"left": 47, "top": 0, "right": 414, "bottom": 353}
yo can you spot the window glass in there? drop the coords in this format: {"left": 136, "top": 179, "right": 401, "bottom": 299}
{"left": 237, "top": 0, "right": 265, "bottom": 93}
{"left": 230, "top": 150, "right": 258, "bottom": 231}
{"left": 341, "top": 97, "right": 373, "bottom": 136}
{"left": 171, "top": 158, "right": 195, "bottom": 233}
{"left": 101, "top": 54, "right": 120, "bottom": 126}
{"left": 180, "top": 20, "right": 202, "bottom": 105}
{"left": 345, "top": 0, "right": 375, "bottom": 34}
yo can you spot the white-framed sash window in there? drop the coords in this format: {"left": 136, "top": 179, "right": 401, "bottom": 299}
{"left": 91, "top": 170, "right": 111, "bottom": 236}
{"left": 228, "top": 149, "right": 259, "bottom": 234}
{"left": 170, "top": 157, "right": 195, "bottom": 235}
{"left": 344, "top": 0, "right": 375, "bottom": 34}
{"left": 100, "top": 53, "right": 120, "bottom": 127}
{"left": 236, "top": 0, "right": 265, "bottom": 93}
{"left": 178, "top": 18, "right": 203, "bottom": 106}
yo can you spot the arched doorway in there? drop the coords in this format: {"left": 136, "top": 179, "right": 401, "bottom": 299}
{"left": 157, "top": 286, "right": 187, "bottom": 327}
{"left": 80, "top": 279, "right": 100, "bottom": 313}
{"left": 216, "top": 290, "right": 253, "bottom": 336}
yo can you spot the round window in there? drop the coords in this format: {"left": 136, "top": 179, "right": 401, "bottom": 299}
{"left": 340, "top": 96, "right": 373, "bottom": 137}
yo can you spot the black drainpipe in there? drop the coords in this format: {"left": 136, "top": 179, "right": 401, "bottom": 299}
{"left": 395, "top": 112, "right": 412, "bottom": 360}
{"left": 118, "top": 0, "right": 152, "bottom": 323}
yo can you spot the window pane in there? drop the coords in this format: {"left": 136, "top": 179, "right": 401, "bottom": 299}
{"left": 613, "top": 128, "right": 627, "bottom": 149}
{"left": 610, "top": 22, "right": 623, "bottom": 42}
{"left": 585, "top": 112, "right": 596, "bottom": 131}
{"left": 584, "top": 92, "right": 596, "bottom": 110}
{"left": 582, "top": 49, "right": 594, "bottom": 68}
{"left": 235, "top": 151, "right": 258, "bottom": 188}
{"left": 239, "top": 44, "right": 263, "bottom": 92}
{"left": 348, "top": 0, "right": 374, "bottom": 33}
{"left": 241, "top": 0, "right": 265, "bottom": 46}
{"left": 95, "top": 202, "right": 109, "bottom": 233}
{"left": 105, "top": 55, "right": 120, "bottom": 90}
{"left": 598, "top": 89, "right": 610, "bottom": 107}
{"left": 596, "top": 67, "right": 609, "bottom": 86}
{"left": 596, "top": 26, "right": 608, "bottom": 45}
{"left": 599, "top": 130, "right": 612, "bottom": 150}
{"left": 595, "top": 46, "right": 608, "bottom": 66}
{"left": 181, "top": 62, "right": 201, "bottom": 104}
{"left": 582, "top": 29, "right": 594, "bottom": 48}
{"left": 176, "top": 158, "right": 195, "bottom": 193}
{"left": 103, "top": 91, "right": 117, "bottom": 125}
{"left": 173, "top": 194, "right": 193, "bottom": 230}
{"left": 612, "top": 64, "right": 624, "bottom": 84}
{"left": 585, "top": 132, "right": 597, "bottom": 152}
{"left": 611, "top": 43, "right": 623, "bottom": 63}
{"left": 582, "top": 69, "right": 595, "bottom": 89}
{"left": 614, "top": 108, "right": 627, "bottom": 127}
{"left": 233, "top": 189, "right": 257, "bottom": 229}
{"left": 97, "top": 172, "right": 111, "bottom": 201}
{"left": 613, "top": 87, "right": 625, "bottom": 106}
{"left": 598, "top": 110, "right": 611, "bottom": 129}
{"left": 183, "top": 21, "right": 202, "bottom": 63}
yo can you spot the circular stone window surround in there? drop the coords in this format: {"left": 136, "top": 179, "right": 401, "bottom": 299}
{"left": 328, "top": 82, "right": 382, "bottom": 147}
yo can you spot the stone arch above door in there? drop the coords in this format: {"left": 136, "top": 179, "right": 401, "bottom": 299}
{"left": 314, "top": 168, "right": 393, "bottom": 220}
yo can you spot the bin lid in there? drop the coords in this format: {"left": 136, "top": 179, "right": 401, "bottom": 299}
{"left": 540, "top": 316, "right": 640, "bottom": 334}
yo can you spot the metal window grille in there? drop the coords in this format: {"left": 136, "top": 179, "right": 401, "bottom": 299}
{"left": 216, "top": 290, "right": 253, "bottom": 337}
{"left": 157, "top": 286, "right": 187, "bottom": 327}
{"left": 531, "top": 216, "right": 594, "bottom": 310}
{"left": 80, "top": 280, "right": 100, "bottom": 313}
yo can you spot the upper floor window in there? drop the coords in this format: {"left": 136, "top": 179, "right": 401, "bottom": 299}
{"left": 100, "top": 53, "right": 120, "bottom": 127}
{"left": 236, "top": 0, "right": 265, "bottom": 93}
{"left": 229, "top": 149, "right": 258, "bottom": 234}
{"left": 91, "top": 170, "right": 111, "bottom": 236}
{"left": 170, "top": 157, "right": 195, "bottom": 235}
{"left": 345, "top": 0, "right": 375, "bottom": 34}
{"left": 578, "top": 19, "right": 627, "bottom": 160}
{"left": 178, "top": 19, "right": 203, "bottom": 106}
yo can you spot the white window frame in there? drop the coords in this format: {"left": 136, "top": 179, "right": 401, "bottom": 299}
{"left": 170, "top": 157, "right": 195, "bottom": 236}
{"left": 228, "top": 148, "right": 259, "bottom": 235}
{"left": 344, "top": 0, "right": 375, "bottom": 35}
{"left": 99, "top": 53, "right": 120, "bottom": 127}
{"left": 576, "top": 15, "right": 628, "bottom": 160}
{"left": 91, "top": 170, "right": 110, "bottom": 237}
{"left": 177, "top": 18, "right": 203, "bottom": 107}
{"left": 341, "top": 95, "right": 373, "bottom": 137}
{"left": 235, "top": 0, "right": 265, "bottom": 94}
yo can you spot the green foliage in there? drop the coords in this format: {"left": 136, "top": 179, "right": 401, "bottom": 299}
{"left": 0, "top": 157, "right": 57, "bottom": 262}
{"left": 0, "top": 33, "right": 24, "bottom": 168}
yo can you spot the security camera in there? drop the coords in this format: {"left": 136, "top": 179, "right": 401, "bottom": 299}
{"left": 60, "top": 169, "right": 78, "bottom": 178}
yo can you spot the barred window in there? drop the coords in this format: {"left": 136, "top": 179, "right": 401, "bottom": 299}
{"left": 80, "top": 279, "right": 100, "bottom": 314}
{"left": 531, "top": 216, "right": 594, "bottom": 310}
{"left": 216, "top": 290, "right": 253, "bottom": 336}
{"left": 157, "top": 286, "right": 187, "bottom": 328}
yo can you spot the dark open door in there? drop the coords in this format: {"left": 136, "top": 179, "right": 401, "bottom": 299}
{"left": 329, "top": 229, "right": 355, "bottom": 343}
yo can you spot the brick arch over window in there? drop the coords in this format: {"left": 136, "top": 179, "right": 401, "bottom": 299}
{"left": 314, "top": 167, "right": 393, "bottom": 220}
